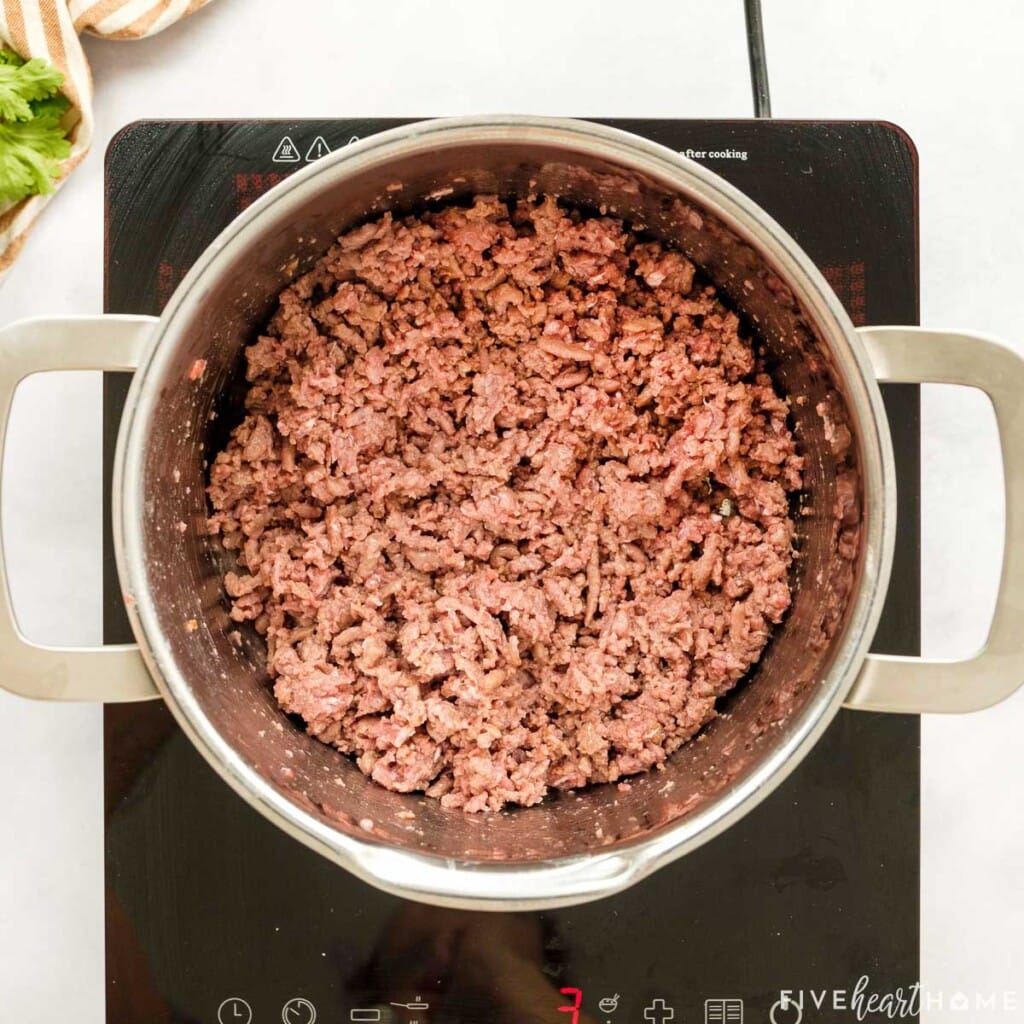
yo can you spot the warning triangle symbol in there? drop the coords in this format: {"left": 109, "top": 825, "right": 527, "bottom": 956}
{"left": 272, "top": 136, "right": 301, "bottom": 163}
{"left": 305, "top": 136, "right": 332, "bottom": 161}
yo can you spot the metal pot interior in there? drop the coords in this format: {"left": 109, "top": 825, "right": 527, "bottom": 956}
{"left": 126, "top": 123, "right": 875, "bottom": 865}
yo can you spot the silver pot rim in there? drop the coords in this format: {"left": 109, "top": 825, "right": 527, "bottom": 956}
{"left": 112, "top": 115, "right": 897, "bottom": 909}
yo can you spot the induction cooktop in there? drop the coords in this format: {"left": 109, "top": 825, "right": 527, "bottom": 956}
{"left": 103, "top": 117, "right": 920, "bottom": 1024}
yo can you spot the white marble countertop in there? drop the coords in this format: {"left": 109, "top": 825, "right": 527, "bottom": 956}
{"left": 1, "top": 1, "right": 1022, "bottom": 1020}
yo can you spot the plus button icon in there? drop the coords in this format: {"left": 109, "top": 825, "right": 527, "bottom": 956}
{"left": 644, "top": 999, "right": 675, "bottom": 1024}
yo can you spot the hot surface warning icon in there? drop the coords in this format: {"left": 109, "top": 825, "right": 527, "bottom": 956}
{"left": 272, "top": 136, "right": 301, "bottom": 163}
{"left": 305, "top": 136, "right": 332, "bottom": 161}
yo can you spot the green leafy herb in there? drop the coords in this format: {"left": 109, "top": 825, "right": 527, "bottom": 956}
{"left": 0, "top": 49, "right": 71, "bottom": 205}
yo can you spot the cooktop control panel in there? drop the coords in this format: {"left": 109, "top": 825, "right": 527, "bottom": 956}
{"left": 207, "top": 981, "right": 921, "bottom": 1022}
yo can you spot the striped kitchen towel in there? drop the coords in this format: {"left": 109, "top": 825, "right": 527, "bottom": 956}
{"left": 0, "top": 0, "right": 214, "bottom": 275}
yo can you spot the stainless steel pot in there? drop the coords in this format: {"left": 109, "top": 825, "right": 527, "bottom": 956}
{"left": 2, "top": 116, "right": 1023, "bottom": 910}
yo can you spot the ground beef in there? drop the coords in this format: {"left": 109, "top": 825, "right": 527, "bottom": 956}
{"left": 207, "top": 195, "right": 804, "bottom": 812}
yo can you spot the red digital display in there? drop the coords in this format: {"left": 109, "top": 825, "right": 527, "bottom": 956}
{"left": 558, "top": 987, "right": 583, "bottom": 1024}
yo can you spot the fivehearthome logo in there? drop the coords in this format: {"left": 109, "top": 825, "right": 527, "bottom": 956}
{"left": 776, "top": 976, "right": 1019, "bottom": 1019}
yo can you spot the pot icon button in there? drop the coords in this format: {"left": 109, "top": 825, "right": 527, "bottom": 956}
{"left": 598, "top": 994, "right": 620, "bottom": 1013}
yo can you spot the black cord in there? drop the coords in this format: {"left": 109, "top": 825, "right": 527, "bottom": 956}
{"left": 744, "top": 0, "right": 772, "bottom": 118}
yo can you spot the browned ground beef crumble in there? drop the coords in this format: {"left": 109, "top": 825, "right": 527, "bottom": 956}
{"left": 207, "top": 195, "right": 804, "bottom": 812}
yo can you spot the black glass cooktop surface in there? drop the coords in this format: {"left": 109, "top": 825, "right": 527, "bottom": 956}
{"left": 103, "top": 119, "right": 920, "bottom": 1024}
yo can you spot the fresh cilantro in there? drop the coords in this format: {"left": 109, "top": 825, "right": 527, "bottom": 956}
{"left": 0, "top": 49, "right": 71, "bottom": 205}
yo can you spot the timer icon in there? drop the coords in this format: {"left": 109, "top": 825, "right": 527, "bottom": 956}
{"left": 282, "top": 996, "right": 318, "bottom": 1024}
{"left": 217, "top": 998, "right": 252, "bottom": 1024}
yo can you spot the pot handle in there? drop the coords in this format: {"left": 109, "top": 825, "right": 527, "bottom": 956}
{"left": 846, "top": 326, "right": 1024, "bottom": 713}
{"left": 0, "top": 315, "right": 160, "bottom": 702}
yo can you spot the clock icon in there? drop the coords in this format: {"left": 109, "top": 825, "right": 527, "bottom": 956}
{"left": 282, "top": 996, "right": 318, "bottom": 1024}
{"left": 217, "top": 997, "right": 253, "bottom": 1024}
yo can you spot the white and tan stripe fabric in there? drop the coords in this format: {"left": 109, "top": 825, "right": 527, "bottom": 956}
{"left": 0, "top": 0, "right": 212, "bottom": 274}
